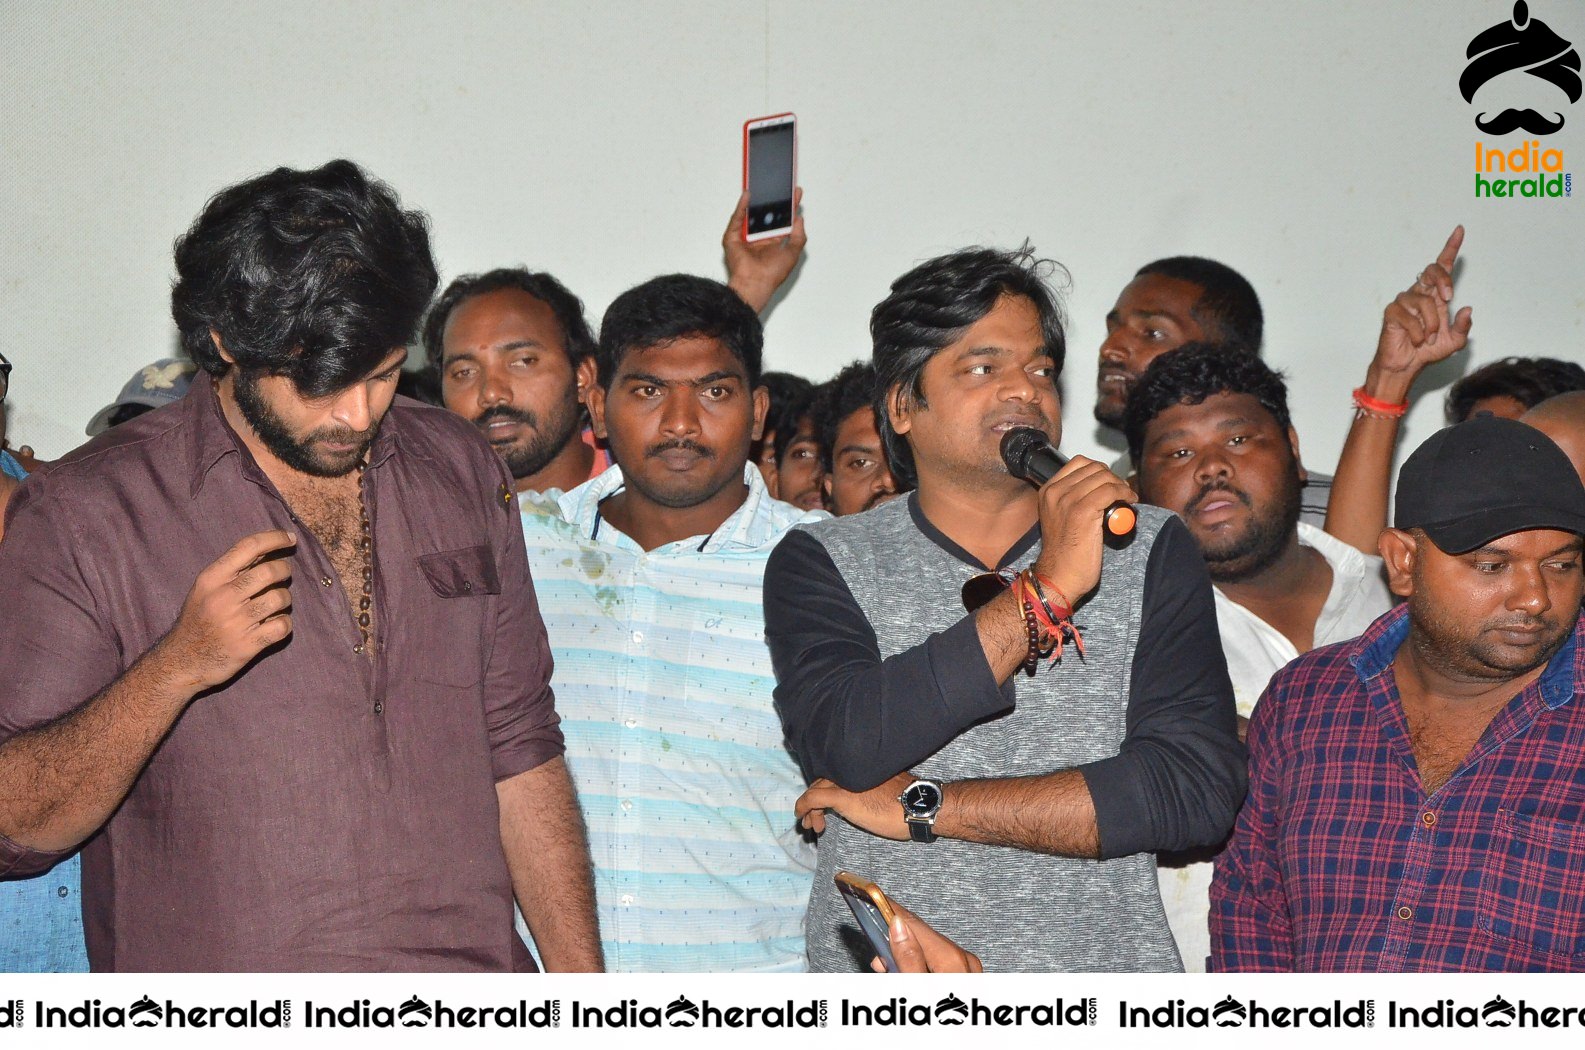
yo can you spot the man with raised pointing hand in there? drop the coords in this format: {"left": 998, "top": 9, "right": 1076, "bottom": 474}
{"left": 0, "top": 161, "right": 600, "bottom": 972}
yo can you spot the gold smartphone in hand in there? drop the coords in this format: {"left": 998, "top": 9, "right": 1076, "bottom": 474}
{"left": 835, "top": 871, "right": 898, "bottom": 973}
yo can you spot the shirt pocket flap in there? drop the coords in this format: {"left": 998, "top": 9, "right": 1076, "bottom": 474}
{"left": 417, "top": 545, "right": 501, "bottom": 597}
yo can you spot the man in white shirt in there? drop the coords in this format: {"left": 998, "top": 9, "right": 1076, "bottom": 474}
{"left": 1124, "top": 343, "right": 1393, "bottom": 970}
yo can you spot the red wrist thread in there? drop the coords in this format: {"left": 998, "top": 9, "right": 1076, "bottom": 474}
{"left": 1352, "top": 386, "right": 1408, "bottom": 419}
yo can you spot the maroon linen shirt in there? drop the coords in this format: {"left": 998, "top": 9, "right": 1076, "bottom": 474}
{"left": 0, "top": 375, "right": 564, "bottom": 971}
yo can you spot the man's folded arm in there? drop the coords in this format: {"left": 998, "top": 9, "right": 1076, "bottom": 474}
{"left": 933, "top": 518, "right": 1246, "bottom": 859}
{"left": 764, "top": 529, "right": 1012, "bottom": 790}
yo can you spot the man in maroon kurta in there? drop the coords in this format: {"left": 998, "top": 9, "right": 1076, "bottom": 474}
{"left": 0, "top": 161, "right": 601, "bottom": 971}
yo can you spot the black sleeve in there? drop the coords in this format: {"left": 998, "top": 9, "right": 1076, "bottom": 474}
{"left": 764, "top": 529, "right": 1013, "bottom": 790}
{"left": 1076, "top": 515, "right": 1247, "bottom": 859}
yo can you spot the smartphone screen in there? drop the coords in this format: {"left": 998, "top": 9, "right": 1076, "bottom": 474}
{"left": 836, "top": 873, "right": 897, "bottom": 973}
{"left": 745, "top": 115, "right": 796, "bottom": 240}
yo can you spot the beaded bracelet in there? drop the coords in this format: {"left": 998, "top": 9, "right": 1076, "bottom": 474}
{"left": 1019, "top": 585, "right": 1043, "bottom": 675}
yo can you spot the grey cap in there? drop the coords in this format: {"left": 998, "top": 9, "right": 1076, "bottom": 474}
{"left": 86, "top": 359, "right": 198, "bottom": 436}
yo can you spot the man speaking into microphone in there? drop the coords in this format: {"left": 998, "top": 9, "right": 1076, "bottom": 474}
{"left": 763, "top": 245, "right": 1244, "bottom": 972}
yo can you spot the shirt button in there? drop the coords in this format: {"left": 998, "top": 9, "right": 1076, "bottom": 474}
{"left": 620, "top": 894, "right": 635, "bottom": 906}
{"left": 373, "top": 700, "right": 384, "bottom": 715}
{"left": 57, "top": 886, "right": 68, "bottom": 898}
{"left": 463, "top": 581, "right": 473, "bottom": 592}
{"left": 321, "top": 576, "right": 333, "bottom": 587}
{"left": 1422, "top": 811, "right": 1437, "bottom": 827}
{"left": 620, "top": 799, "right": 633, "bottom": 811}
{"left": 631, "top": 631, "right": 644, "bottom": 644}
{"left": 1397, "top": 906, "right": 1413, "bottom": 920}
{"left": 623, "top": 718, "right": 638, "bottom": 729}
{"left": 353, "top": 644, "right": 364, "bottom": 654}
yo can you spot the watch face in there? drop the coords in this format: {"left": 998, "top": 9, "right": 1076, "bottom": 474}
{"left": 902, "top": 782, "right": 942, "bottom": 815}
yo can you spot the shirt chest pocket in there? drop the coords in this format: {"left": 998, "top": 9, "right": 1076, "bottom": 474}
{"left": 413, "top": 545, "right": 500, "bottom": 685}
{"left": 418, "top": 544, "right": 501, "bottom": 597}
{"left": 1477, "top": 806, "right": 1585, "bottom": 960}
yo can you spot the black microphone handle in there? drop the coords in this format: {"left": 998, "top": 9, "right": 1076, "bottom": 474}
{"left": 1020, "top": 446, "right": 1137, "bottom": 539}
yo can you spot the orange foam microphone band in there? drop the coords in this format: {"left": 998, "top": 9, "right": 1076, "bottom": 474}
{"left": 999, "top": 427, "right": 1138, "bottom": 540}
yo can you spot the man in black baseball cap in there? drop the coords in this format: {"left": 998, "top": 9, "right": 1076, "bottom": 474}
{"left": 1212, "top": 415, "right": 1585, "bottom": 971}
{"left": 1394, "top": 413, "right": 1585, "bottom": 556}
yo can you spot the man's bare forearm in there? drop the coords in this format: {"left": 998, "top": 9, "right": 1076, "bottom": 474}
{"left": 497, "top": 758, "right": 604, "bottom": 972}
{"left": 974, "top": 589, "right": 1036, "bottom": 684}
{"left": 934, "top": 770, "right": 1101, "bottom": 859}
{"left": 1325, "top": 363, "right": 1410, "bottom": 554}
{"left": 0, "top": 637, "right": 197, "bottom": 852}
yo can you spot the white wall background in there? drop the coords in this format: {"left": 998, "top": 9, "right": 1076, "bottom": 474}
{"left": 3, "top": 0, "right": 1582, "bottom": 480}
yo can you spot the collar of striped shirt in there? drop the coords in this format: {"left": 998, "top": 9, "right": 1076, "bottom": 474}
{"left": 552, "top": 462, "right": 827, "bottom": 554}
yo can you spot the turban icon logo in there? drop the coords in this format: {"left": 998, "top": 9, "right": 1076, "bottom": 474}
{"left": 128, "top": 996, "right": 162, "bottom": 1027}
{"left": 1462, "top": 1, "right": 1581, "bottom": 134}
{"left": 933, "top": 993, "right": 969, "bottom": 1025}
{"left": 1212, "top": 995, "right": 1247, "bottom": 1027}
{"left": 1481, "top": 995, "right": 1518, "bottom": 1026}
{"left": 397, "top": 995, "right": 432, "bottom": 1027}
{"left": 665, "top": 995, "right": 701, "bottom": 1026}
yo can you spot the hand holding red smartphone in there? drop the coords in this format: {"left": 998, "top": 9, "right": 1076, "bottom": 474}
{"left": 742, "top": 113, "right": 797, "bottom": 241}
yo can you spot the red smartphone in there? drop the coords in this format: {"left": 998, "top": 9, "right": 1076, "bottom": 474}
{"left": 742, "top": 112, "right": 797, "bottom": 242}
{"left": 835, "top": 871, "right": 898, "bottom": 973}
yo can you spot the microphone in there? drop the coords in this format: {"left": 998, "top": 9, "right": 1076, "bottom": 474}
{"left": 1000, "top": 427, "right": 1137, "bottom": 539}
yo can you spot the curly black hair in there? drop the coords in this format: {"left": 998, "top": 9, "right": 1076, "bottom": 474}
{"left": 421, "top": 268, "right": 595, "bottom": 371}
{"left": 1445, "top": 356, "right": 1585, "bottom": 424}
{"left": 1123, "top": 341, "right": 1288, "bottom": 465}
{"left": 870, "top": 244, "right": 1068, "bottom": 487}
{"left": 171, "top": 159, "right": 437, "bottom": 398}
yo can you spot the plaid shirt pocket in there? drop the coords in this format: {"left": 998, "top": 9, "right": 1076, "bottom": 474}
{"left": 1478, "top": 806, "right": 1585, "bottom": 961}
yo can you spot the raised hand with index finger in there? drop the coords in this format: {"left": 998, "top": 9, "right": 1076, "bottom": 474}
{"left": 1372, "top": 225, "right": 1473, "bottom": 391}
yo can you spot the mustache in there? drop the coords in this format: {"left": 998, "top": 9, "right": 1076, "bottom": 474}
{"left": 1489, "top": 615, "right": 1551, "bottom": 631}
{"left": 646, "top": 439, "right": 714, "bottom": 459}
{"left": 473, "top": 406, "right": 537, "bottom": 431}
{"left": 1475, "top": 108, "right": 1566, "bottom": 134}
{"left": 1184, "top": 481, "right": 1251, "bottom": 516}
{"left": 309, "top": 425, "right": 373, "bottom": 446}
{"left": 862, "top": 490, "right": 899, "bottom": 513}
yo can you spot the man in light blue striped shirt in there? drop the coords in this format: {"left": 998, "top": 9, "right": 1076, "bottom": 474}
{"left": 518, "top": 275, "right": 821, "bottom": 971}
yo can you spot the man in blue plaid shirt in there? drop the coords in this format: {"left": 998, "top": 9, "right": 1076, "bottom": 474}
{"left": 1212, "top": 416, "right": 1585, "bottom": 972}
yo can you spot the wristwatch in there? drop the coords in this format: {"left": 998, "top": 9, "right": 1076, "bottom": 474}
{"left": 899, "top": 779, "right": 944, "bottom": 843}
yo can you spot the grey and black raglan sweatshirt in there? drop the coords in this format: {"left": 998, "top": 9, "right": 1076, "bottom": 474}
{"left": 764, "top": 494, "right": 1244, "bottom": 972}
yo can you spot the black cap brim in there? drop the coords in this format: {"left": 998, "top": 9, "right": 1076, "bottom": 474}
{"left": 1420, "top": 504, "right": 1585, "bottom": 554}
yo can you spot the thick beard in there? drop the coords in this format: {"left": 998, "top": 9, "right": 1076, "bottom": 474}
{"left": 481, "top": 386, "right": 583, "bottom": 482}
{"left": 233, "top": 368, "right": 375, "bottom": 478}
{"left": 1200, "top": 471, "right": 1303, "bottom": 584}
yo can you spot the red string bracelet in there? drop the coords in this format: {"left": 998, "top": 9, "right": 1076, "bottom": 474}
{"left": 1352, "top": 386, "right": 1408, "bottom": 419}
{"left": 1017, "top": 570, "right": 1085, "bottom": 663}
